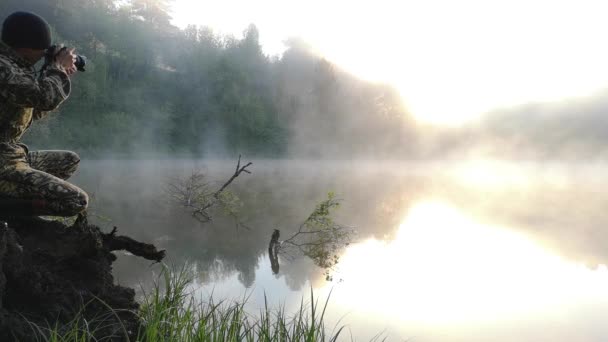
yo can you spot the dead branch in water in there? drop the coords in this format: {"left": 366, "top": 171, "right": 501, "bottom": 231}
{"left": 102, "top": 226, "right": 166, "bottom": 262}
{"left": 166, "top": 155, "right": 252, "bottom": 227}
{"left": 213, "top": 155, "right": 252, "bottom": 199}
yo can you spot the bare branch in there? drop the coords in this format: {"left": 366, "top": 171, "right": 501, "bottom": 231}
{"left": 102, "top": 227, "right": 166, "bottom": 262}
{"left": 165, "top": 157, "right": 253, "bottom": 226}
{"left": 213, "top": 155, "right": 253, "bottom": 200}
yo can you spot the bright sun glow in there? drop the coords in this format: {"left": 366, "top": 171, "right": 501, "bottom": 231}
{"left": 324, "top": 201, "right": 608, "bottom": 326}
{"left": 449, "top": 160, "right": 532, "bottom": 188}
{"left": 171, "top": 0, "right": 608, "bottom": 126}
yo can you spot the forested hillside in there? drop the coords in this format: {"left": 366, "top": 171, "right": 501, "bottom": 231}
{"left": 0, "top": 0, "right": 414, "bottom": 158}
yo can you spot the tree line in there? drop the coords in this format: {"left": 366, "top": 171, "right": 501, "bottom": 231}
{"left": 0, "top": 0, "right": 414, "bottom": 159}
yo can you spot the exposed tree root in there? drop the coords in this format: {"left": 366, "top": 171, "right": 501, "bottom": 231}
{"left": 0, "top": 215, "right": 165, "bottom": 341}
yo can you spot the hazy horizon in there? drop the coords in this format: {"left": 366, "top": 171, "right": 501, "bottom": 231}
{"left": 170, "top": 0, "right": 608, "bottom": 126}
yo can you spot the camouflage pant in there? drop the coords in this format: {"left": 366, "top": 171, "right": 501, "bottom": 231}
{"left": 0, "top": 150, "right": 88, "bottom": 216}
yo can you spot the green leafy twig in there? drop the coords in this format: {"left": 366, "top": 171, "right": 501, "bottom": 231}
{"left": 270, "top": 193, "right": 354, "bottom": 279}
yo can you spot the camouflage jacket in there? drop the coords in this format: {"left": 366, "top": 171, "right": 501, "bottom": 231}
{"left": 0, "top": 41, "right": 71, "bottom": 162}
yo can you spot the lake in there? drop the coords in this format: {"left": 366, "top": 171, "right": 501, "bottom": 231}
{"left": 72, "top": 159, "right": 608, "bottom": 341}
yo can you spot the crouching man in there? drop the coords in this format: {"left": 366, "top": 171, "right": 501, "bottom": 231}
{"left": 0, "top": 11, "right": 88, "bottom": 216}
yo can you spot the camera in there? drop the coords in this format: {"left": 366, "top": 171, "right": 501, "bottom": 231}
{"left": 44, "top": 45, "right": 87, "bottom": 72}
{"left": 74, "top": 54, "right": 86, "bottom": 72}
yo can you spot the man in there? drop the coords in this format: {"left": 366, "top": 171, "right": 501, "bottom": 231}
{"left": 0, "top": 11, "right": 88, "bottom": 216}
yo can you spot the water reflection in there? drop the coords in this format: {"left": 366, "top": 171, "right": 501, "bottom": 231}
{"left": 268, "top": 229, "right": 280, "bottom": 274}
{"left": 327, "top": 201, "right": 608, "bottom": 324}
{"left": 284, "top": 199, "right": 608, "bottom": 341}
{"left": 76, "top": 160, "right": 608, "bottom": 286}
{"left": 72, "top": 160, "right": 608, "bottom": 340}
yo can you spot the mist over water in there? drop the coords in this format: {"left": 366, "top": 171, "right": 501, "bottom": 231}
{"left": 1, "top": 1, "right": 608, "bottom": 340}
{"left": 70, "top": 159, "right": 608, "bottom": 341}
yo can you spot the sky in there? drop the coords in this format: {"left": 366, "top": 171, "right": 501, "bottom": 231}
{"left": 170, "top": 0, "right": 608, "bottom": 125}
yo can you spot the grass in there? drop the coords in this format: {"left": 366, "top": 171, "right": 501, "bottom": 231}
{"left": 29, "top": 264, "right": 346, "bottom": 342}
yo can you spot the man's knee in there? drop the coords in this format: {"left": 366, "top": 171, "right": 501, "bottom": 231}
{"left": 72, "top": 190, "right": 88, "bottom": 213}
{"left": 58, "top": 190, "right": 88, "bottom": 217}
{"left": 66, "top": 151, "right": 80, "bottom": 164}
{"left": 57, "top": 151, "right": 80, "bottom": 180}
{"left": 65, "top": 151, "right": 80, "bottom": 170}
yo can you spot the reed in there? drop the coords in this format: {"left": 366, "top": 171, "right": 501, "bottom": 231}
{"left": 33, "top": 264, "right": 344, "bottom": 342}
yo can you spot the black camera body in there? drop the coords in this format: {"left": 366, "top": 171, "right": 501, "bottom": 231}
{"left": 44, "top": 45, "right": 87, "bottom": 72}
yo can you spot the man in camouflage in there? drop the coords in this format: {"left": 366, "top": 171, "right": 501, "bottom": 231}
{"left": 0, "top": 11, "right": 88, "bottom": 216}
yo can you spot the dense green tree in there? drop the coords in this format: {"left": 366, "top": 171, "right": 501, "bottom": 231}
{"left": 0, "top": 0, "right": 414, "bottom": 158}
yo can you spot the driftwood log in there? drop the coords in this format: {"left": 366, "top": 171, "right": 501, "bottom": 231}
{"left": 0, "top": 213, "right": 165, "bottom": 341}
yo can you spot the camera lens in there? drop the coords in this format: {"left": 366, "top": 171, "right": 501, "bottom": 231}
{"left": 74, "top": 55, "right": 86, "bottom": 72}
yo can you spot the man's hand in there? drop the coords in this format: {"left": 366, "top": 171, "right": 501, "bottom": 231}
{"left": 55, "top": 47, "right": 77, "bottom": 75}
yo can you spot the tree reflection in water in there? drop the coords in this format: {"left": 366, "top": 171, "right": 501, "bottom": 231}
{"left": 77, "top": 160, "right": 608, "bottom": 297}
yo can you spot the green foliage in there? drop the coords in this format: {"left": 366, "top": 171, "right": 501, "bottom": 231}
{"left": 24, "top": 296, "right": 129, "bottom": 342}
{"left": 0, "top": 0, "right": 288, "bottom": 157}
{"left": 32, "top": 265, "right": 346, "bottom": 341}
{"left": 138, "top": 265, "right": 345, "bottom": 341}
{"left": 217, "top": 189, "right": 243, "bottom": 219}
{"left": 301, "top": 193, "right": 352, "bottom": 274}
{"left": 302, "top": 192, "right": 340, "bottom": 231}
{"left": 280, "top": 193, "right": 354, "bottom": 281}
{"left": 165, "top": 166, "right": 249, "bottom": 225}
{"left": 0, "top": 0, "right": 411, "bottom": 159}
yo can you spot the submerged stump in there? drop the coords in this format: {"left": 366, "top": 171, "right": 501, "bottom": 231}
{"left": 0, "top": 214, "right": 165, "bottom": 341}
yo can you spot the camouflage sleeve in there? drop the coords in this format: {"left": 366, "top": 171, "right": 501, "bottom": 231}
{"left": 0, "top": 59, "right": 71, "bottom": 112}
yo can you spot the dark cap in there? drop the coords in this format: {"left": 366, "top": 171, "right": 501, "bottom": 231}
{"left": 2, "top": 11, "right": 52, "bottom": 50}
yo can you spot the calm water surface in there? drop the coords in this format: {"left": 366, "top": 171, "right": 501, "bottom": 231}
{"left": 73, "top": 160, "right": 608, "bottom": 341}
